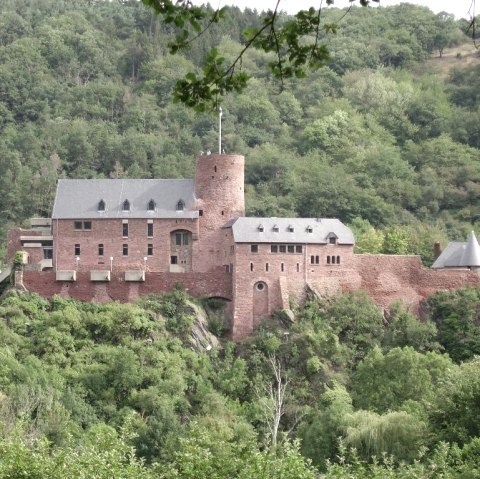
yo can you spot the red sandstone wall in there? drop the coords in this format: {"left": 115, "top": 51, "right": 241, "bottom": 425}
{"left": 194, "top": 154, "right": 244, "bottom": 272}
{"left": 231, "top": 250, "right": 480, "bottom": 338}
{"left": 21, "top": 270, "right": 233, "bottom": 303}
{"left": 52, "top": 217, "right": 199, "bottom": 272}
{"left": 7, "top": 228, "right": 46, "bottom": 265}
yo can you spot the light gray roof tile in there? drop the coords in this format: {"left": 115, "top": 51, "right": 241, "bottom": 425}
{"left": 230, "top": 217, "right": 354, "bottom": 244}
{"left": 52, "top": 179, "right": 198, "bottom": 219}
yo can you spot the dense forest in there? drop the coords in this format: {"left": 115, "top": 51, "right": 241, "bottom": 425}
{"left": 2, "top": 1, "right": 480, "bottom": 476}
{"left": 2, "top": 286, "right": 480, "bottom": 477}
{"left": 1, "top": 0, "right": 480, "bottom": 266}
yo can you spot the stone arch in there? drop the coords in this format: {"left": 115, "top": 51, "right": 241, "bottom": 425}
{"left": 253, "top": 281, "right": 269, "bottom": 327}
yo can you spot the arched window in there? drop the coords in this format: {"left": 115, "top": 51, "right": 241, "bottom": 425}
{"left": 98, "top": 199, "right": 106, "bottom": 211}
{"left": 147, "top": 199, "right": 155, "bottom": 211}
{"left": 122, "top": 199, "right": 130, "bottom": 211}
{"left": 176, "top": 199, "right": 185, "bottom": 211}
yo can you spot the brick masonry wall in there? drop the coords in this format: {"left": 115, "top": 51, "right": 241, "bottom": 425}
{"left": 7, "top": 228, "right": 46, "bottom": 265}
{"left": 230, "top": 249, "right": 480, "bottom": 339}
{"left": 194, "top": 154, "right": 245, "bottom": 272}
{"left": 52, "top": 217, "right": 199, "bottom": 272}
{"left": 22, "top": 270, "right": 233, "bottom": 303}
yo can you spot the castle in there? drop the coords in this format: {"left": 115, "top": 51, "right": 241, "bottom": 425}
{"left": 7, "top": 153, "right": 480, "bottom": 338}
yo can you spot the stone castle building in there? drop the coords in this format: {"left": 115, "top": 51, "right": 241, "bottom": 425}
{"left": 7, "top": 153, "right": 480, "bottom": 338}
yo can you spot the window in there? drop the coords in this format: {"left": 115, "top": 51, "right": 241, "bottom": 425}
{"left": 74, "top": 244, "right": 80, "bottom": 256}
{"left": 199, "top": 210, "right": 203, "bottom": 216}
{"left": 43, "top": 248, "right": 52, "bottom": 259}
{"left": 306, "top": 226, "right": 313, "bottom": 233}
{"left": 171, "top": 256, "right": 178, "bottom": 264}
{"left": 250, "top": 262, "right": 254, "bottom": 271}
{"left": 147, "top": 244, "right": 153, "bottom": 256}
{"left": 296, "top": 245, "right": 303, "bottom": 254}
{"left": 123, "top": 223, "right": 128, "bottom": 237}
{"left": 288, "top": 245, "right": 295, "bottom": 253}
{"left": 266, "top": 263, "right": 269, "bottom": 272}
{"left": 230, "top": 245, "right": 235, "bottom": 254}
{"left": 311, "top": 255, "right": 315, "bottom": 264}
{"left": 122, "top": 199, "right": 130, "bottom": 211}
{"left": 296, "top": 263, "right": 300, "bottom": 272}
{"left": 98, "top": 200, "right": 105, "bottom": 211}
{"left": 176, "top": 199, "right": 185, "bottom": 211}
{"left": 258, "top": 224, "right": 264, "bottom": 232}
{"left": 175, "top": 232, "right": 189, "bottom": 246}
{"left": 256, "top": 282, "right": 265, "bottom": 291}
{"left": 327, "top": 256, "right": 331, "bottom": 264}
{"left": 147, "top": 223, "right": 153, "bottom": 237}
{"left": 337, "top": 256, "right": 341, "bottom": 264}
{"left": 332, "top": 256, "right": 336, "bottom": 264}
{"left": 329, "top": 236, "right": 337, "bottom": 244}
{"left": 271, "top": 245, "right": 278, "bottom": 253}
{"left": 288, "top": 225, "right": 294, "bottom": 232}
{"left": 74, "top": 221, "right": 92, "bottom": 230}
{"left": 316, "top": 255, "right": 320, "bottom": 264}
{"left": 148, "top": 199, "right": 155, "bottom": 211}
{"left": 214, "top": 165, "right": 217, "bottom": 172}
{"left": 281, "top": 263, "right": 284, "bottom": 272}
{"left": 98, "top": 244, "right": 104, "bottom": 256}
{"left": 251, "top": 245, "right": 258, "bottom": 253}
{"left": 273, "top": 224, "right": 279, "bottom": 232}
{"left": 123, "top": 244, "right": 128, "bottom": 256}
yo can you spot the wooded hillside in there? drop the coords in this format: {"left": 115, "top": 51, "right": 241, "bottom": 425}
{"left": 1, "top": 0, "right": 480, "bottom": 266}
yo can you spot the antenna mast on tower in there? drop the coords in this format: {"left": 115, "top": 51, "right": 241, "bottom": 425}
{"left": 218, "top": 106, "right": 223, "bottom": 154}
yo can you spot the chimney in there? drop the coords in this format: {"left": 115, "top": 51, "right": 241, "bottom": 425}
{"left": 434, "top": 242, "right": 442, "bottom": 259}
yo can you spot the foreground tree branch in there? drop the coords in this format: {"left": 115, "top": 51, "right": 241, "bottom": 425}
{"left": 141, "top": 0, "right": 379, "bottom": 111}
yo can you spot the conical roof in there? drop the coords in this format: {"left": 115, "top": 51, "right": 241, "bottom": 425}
{"left": 459, "top": 231, "right": 480, "bottom": 267}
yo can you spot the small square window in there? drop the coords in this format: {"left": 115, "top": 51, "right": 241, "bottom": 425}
{"left": 83, "top": 221, "right": 92, "bottom": 230}
{"left": 251, "top": 245, "right": 259, "bottom": 253}
{"left": 123, "top": 244, "right": 128, "bottom": 256}
{"left": 74, "top": 244, "right": 80, "bottom": 256}
{"left": 287, "top": 245, "right": 295, "bottom": 253}
{"left": 271, "top": 245, "right": 278, "bottom": 253}
{"left": 295, "top": 245, "right": 302, "bottom": 254}
{"left": 74, "top": 221, "right": 82, "bottom": 230}
{"left": 329, "top": 237, "right": 337, "bottom": 244}
{"left": 171, "top": 255, "right": 178, "bottom": 264}
{"left": 279, "top": 245, "right": 286, "bottom": 253}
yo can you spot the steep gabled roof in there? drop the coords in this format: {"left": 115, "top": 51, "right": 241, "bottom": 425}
{"left": 230, "top": 217, "right": 354, "bottom": 244}
{"left": 432, "top": 232, "right": 480, "bottom": 269}
{"left": 52, "top": 179, "right": 198, "bottom": 219}
{"left": 459, "top": 231, "right": 480, "bottom": 267}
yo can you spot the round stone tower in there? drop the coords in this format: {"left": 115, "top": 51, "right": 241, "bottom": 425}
{"left": 195, "top": 153, "right": 245, "bottom": 231}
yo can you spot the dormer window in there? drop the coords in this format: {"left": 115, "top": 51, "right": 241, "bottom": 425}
{"left": 258, "top": 224, "right": 264, "bottom": 232}
{"left": 288, "top": 225, "right": 294, "bottom": 232}
{"left": 98, "top": 199, "right": 106, "bottom": 212}
{"left": 273, "top": 224, "right": 279, "bottom": 232}
{"left": 147, "top": 199, "right": 155, "bottom": 211}
{"left": 122, "top": 199, "right": 130, "bottom": 212}
{"left": 306, "top": 226, "right": 313, "bottom": 233}
{"left": 327, "top": 232, "right": 338, "bottom": 244}
{"left": 176, "top": 199, "right": 185, "bottom": 212}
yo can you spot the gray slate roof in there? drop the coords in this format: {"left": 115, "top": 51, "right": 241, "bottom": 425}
{"left": 52, "top": 179, "right": 198, "bottom": 219}
{"left": 432, "top": 232, "right": 480, "bottom": 268}
{"left": 230, "top": 217, "right": 354, "bottom": 244}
